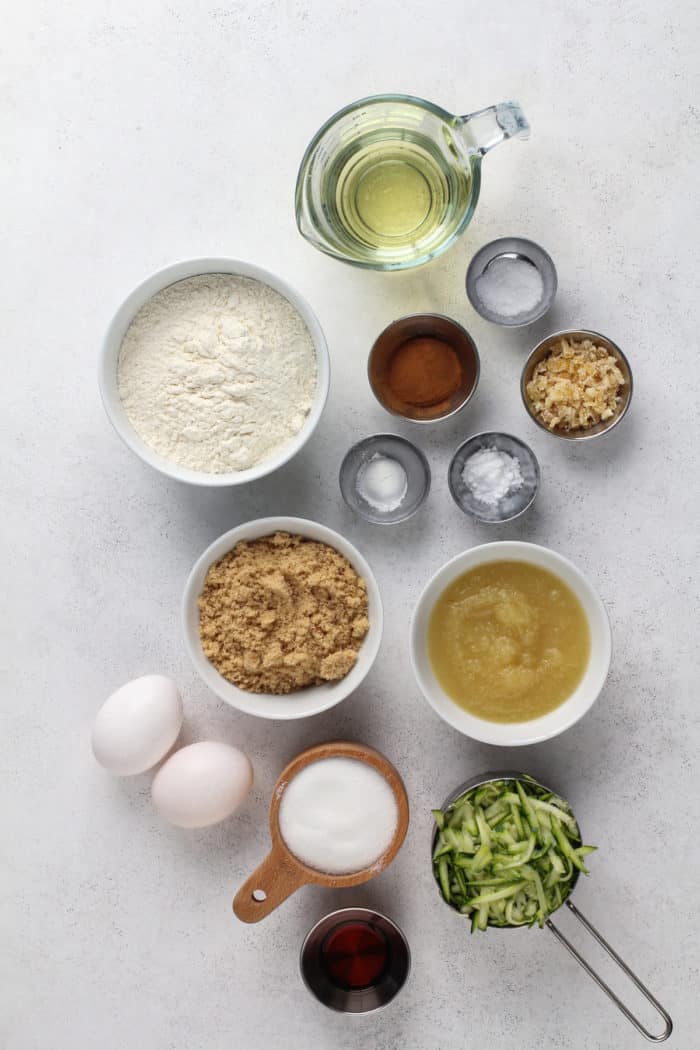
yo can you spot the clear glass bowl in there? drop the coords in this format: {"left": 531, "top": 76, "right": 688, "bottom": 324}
{"left": 295, "top": 94, "right": 529, "bottom": 271}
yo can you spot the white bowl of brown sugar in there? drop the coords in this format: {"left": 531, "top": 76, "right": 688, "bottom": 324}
{"left": 182, "top": 517, "right": 383, "bottom": 719}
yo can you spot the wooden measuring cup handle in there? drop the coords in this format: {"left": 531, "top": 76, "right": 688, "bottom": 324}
{"left": 233, "top": 844, "right": 308, "bottom": 923}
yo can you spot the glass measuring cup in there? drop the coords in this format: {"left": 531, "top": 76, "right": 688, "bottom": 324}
{"left": 295, "top": 94, "right": 529, "bottom": 271}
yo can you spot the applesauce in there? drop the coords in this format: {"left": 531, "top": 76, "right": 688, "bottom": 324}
{"left": 427, "top": 560, "right": 590, "bottom": 723}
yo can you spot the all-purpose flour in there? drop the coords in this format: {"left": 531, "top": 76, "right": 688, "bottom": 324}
{"left": 117, "top": 274, "right": 318, "bottom": 473}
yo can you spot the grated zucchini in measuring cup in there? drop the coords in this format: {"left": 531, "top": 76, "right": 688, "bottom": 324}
{"left": 432, "top": 776, "right": 596, "bottom": 932}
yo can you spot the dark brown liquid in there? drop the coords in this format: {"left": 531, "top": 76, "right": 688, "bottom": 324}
{"left": 321, "top": 921, "right": 389, "bottom": 990}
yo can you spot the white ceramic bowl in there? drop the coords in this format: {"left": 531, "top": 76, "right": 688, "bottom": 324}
{"left": 410, "top": 541, "right": 611, "bottom": 746}
{"left": 182, "top": 517, "right": 383, "bottom": 719}
{"left": 98, "top": 258, "right": 330, "bottom": 486}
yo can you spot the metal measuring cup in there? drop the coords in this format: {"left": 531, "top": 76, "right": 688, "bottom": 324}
{"left": 432, "top": 771, "right": 672, "bottom": 1042}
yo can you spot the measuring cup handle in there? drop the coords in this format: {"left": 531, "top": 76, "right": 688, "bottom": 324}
{"left": 459, "top": 101, "right": 530, "bottom": 155}
{"left": 546, "top": 899, "right": 673, "bottom": 1042}
{"left": 233, "top": 846, "right": 307, "bottom": 923}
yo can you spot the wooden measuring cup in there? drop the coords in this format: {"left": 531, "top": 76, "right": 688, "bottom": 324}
{"left": 233, "top": 741, "right": 409, "bottom": 923}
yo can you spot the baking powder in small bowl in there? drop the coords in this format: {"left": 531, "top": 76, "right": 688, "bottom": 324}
{"left": 461, "top": 447, "right": 523, "bottom": 508}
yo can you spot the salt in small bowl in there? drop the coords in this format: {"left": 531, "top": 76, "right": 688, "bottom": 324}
{"left": 340, "top": 434, "right": 431, "bottom": 525}
{"left": 466, "top": 237, "right": 557, "bottom": 327}
{"left": 448, "top": 432, "right": 539, "bottom": 523}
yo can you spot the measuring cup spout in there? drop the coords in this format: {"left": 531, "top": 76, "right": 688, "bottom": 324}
{"left": 458, "top": 101, "right": 530, "bottom": 156}
{"left": 295, "top": 195, "right": 320, "bottom": 246}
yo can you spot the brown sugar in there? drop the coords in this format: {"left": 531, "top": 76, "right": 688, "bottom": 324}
{"left": 197, "top": 532, "right": 370, "bottom": 695}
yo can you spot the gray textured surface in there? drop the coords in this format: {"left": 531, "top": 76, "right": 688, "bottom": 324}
{"left": 3, "top": 2, "right": 699, "bottom": 1048}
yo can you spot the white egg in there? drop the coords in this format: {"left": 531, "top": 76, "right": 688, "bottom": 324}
{"left": 92, "top": 675, "right": 183, "bottom": 776}
{"left": 151, "top": 741, "right": 253, "bottom": 828}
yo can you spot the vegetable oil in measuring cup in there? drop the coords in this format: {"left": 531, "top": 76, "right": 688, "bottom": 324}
{"left": 326, "top": 130, "right": 472, "bottom": 262}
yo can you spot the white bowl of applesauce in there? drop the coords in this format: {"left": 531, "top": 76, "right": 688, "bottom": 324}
{"left": 410, "top": 541, "right": 611, "bottom": 746}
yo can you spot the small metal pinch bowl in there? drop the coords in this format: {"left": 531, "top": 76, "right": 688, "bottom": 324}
{"left": 466, "top": 237, "right": 557, "bottom": 327}
{"left": 300, "top": 907, "right": 411, "bottom": 1014}
{"left": 340, "top": 434, "right": 431, "bottom": 525}
{"left": 368, "top": 314, "right": 480, "bottom": 423}
{"left": 521, "top": 329, "right": 633, "bottom": 441}
{"left": 448, "top": 432, "right": 540, "bottom": 523}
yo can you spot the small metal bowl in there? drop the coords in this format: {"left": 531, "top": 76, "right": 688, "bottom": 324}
{"left": 448, "top": 432, "right": 539, "bottom": 523}
{"left": 521, "top": 329, "right": 633, "bottom": 441}
{"left": 300, "top": 907, "right": 411, "bottom": 1014}
{"left": 340, "top": 434, "right": 431, "bottom": 525}
{"left": 368, "top": 314, "right": 480, "bottom": 423}
{"left": 466, "top": 237, "right": 557, "bottom": 327}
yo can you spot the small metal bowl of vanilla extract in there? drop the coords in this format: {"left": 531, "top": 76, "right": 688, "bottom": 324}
{"left": 300, "top": 907, "right": 411, "bottom": 1014}
{"left": 368, "top": 314, "right": 480, "bottom": 423}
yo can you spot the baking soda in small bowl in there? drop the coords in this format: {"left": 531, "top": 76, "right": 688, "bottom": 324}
{"left": 448, "top": 432, "right": 540, "bottom": 524}
{"left": 339, "top": 434, "right": 431, "bottom": 525}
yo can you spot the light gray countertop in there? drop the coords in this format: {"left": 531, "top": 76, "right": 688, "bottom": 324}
{"left": 4, "top": 2, "right": 699, "bottom": 1048}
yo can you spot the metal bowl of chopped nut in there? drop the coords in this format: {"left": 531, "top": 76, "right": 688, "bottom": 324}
{"left": 521, "top": 329, "right": 633, "bottom": 441}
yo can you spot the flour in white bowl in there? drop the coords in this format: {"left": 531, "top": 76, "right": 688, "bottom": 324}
{"left": 117, "top": 273, "right": 318, "bottom": 473}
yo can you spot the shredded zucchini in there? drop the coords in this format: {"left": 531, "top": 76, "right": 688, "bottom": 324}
{"left": 432, "top": 777, "right": 596, "bottom": 931}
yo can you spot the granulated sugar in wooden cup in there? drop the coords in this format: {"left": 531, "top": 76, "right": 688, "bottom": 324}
{"left": 233, "top": 741, "right": 409, "bottom": 923}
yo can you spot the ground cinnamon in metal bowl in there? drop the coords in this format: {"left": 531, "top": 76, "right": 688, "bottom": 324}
{"left": 387, "top": 336, "right": 462, "bottom": 409}
{"left": 368, "top": 314, "right": 480, "bottom": 422}
{"left": 197, "top": 532, "right": 369, "bottom": 694}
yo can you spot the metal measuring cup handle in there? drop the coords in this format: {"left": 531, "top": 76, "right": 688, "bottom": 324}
{"left": 435, "top": 772, "right": 673, "bottom": 1043}
{"left": 546, "top": 899, "right": 673, "bottom": 1042}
